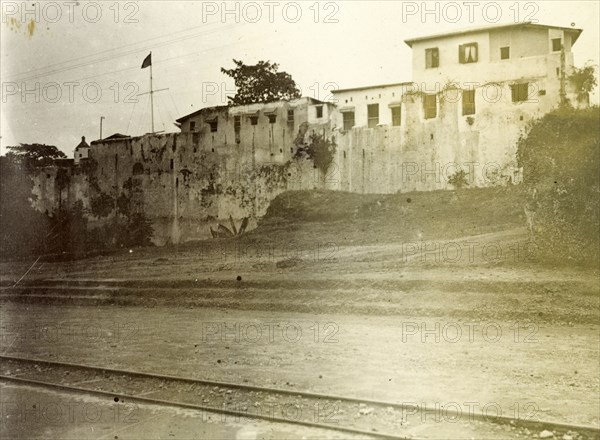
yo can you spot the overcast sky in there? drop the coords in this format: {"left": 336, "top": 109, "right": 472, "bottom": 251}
{"left": 1, "top": 1, "right": 599, "bottom": 156}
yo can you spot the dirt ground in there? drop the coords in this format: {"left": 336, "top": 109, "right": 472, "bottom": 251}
{"left": 1, "top": 186, "right": 599, "bottom": 438}
{"left": 1, "top": 225, "right": 598, "bottom": 436}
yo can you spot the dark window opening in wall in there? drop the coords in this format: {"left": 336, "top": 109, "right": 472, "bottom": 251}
{"left": 343, "top": 111, "right": 355, "bottom": 130}
{"left": 500, "top": 46, "right": 510, "bottom": 60}
{"left": 267, "top": 114, "right": 277, "bottom": 124}
{"left": 391, "top": 106, "right": 401, "bottom": 126}
{"left": 556, "top": 67, "right": 560, "bottom": 77}
{"left": 206, "top": 118, "right": 217, "bottom": 132}
{"left": 249, "top": 116, "right": 258, "bottom": 126}
{"left": 287, "top": 109, "right": 294, "bottom": 123}
{"left": 425, "top": 47, "right": 439, "bottom": 68}
{"left": 552, "top": 38, "right": 562, "bottom": 52}
{"left": 190, "top": 121, "right": 196, "bottom": 131}
{"left": 315, "top": 105, "right": 323, "bottom": 118}
{"left": 511, "top": 83, "right": 529, "bottom": 102}
{"left": 343, "top": 151, "right": 346, "bottom": 158}
{"left": 367, "top": 103, "right": 379, "bottom": 128}
{"left": 459, "top": 42, "right": 478, "bottom": 63}
{"left": 423, "top": 94, "right": 437, "bottom": 119}
{"left": 462, "top": 89, "right": 476, "bottom": 115}
{"left": 350, "top": 97, "right": 353, "bottom": 102}
{"left": 170, "top": 159, "right": 174, "bottom": 170}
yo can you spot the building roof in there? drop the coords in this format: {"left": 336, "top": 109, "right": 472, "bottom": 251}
{"left": 175, "top": 105, "right": 229, "bottom": 123}
{"left": 404, "top": 22, "right": 583, "bottom": 47}
{"left": 75, "top": 136, "right": 90, "bottom": 150}
{"left": 103, "top": 133, "right": 130, "bottom": 140}
{"left": 331, "top": 82, "right": 413, "bottom": 94}
{"left": 175, "top": 97, "right": 327, "bottom": 123}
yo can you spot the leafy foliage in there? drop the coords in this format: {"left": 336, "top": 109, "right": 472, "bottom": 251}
{"left": 0, "top": 158, "right": 51, "bottom": 257}
{"left": 568, "top": 62, "right": 598, "bottom": 100}
{"left": 294, "top": 132, "right": 336, "bottom": 175}
{"left": 447, "top": 169, "right": 469, "bottom": 189}
{"left": 517, "top": 106, "right": 599, "bottom": 264}
{"left": 221, "top": 60, "right": 301, "bottom": 105}
{"left": 6, "top": 143, "right": 66, "bottom": 168}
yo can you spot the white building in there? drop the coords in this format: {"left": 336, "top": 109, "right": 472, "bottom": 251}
{"left": 73, "top": 136, "right": 90, "bottom": 165}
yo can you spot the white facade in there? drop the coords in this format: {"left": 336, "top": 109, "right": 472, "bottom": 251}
{"left": 330, "top": 83, "right": 412, "bottom": 130}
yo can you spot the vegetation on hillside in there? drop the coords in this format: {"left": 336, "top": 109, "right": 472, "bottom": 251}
{"left": 517, "top": 106, "right": 600, "bottom": 264}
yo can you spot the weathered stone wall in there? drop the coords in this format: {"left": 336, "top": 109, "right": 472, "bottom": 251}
{"left": 28, "top": 77, "right": 585, "bottom": 246}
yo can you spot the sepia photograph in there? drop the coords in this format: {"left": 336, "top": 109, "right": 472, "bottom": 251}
{"left": 0, "top": 1, "right": 599, "bottom": 439}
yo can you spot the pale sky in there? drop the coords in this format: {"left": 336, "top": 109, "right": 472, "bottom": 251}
{"left": 1, "top": 1, "right": 599, "bottom": 156}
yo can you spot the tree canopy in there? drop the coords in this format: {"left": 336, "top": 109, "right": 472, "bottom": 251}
{"left": 221, "top": 60, "right": 301, "bottom": 106}
{"left": 6, "top": 143, "right": 67, "bottom": 167}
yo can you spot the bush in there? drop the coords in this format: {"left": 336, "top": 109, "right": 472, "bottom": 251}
{"left": 517, "top": 107, "right": 599, "bottom": 265}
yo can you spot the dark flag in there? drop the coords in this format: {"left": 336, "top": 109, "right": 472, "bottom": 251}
{"left": 141, "top": 53, "right": 152, "bottom": 69}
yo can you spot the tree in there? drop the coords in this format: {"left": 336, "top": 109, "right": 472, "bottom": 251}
{"left": 568, "top": 61, "right": 598, "bottom": 101}
{"left": 221, "top": 60, "right": 301, "bottom": 105}
{"left": 6, "top": 143, "right": 66, "bottom": 168}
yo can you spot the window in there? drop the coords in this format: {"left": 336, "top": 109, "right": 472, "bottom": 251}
{"left": 207, "top": 118, "right": 217, "bottom": 132}
{"left": 462, "top": 90, "right": 476, "bottom": 115}
{"left": 459, "top": 42, "right": 478, "bottom": 63}
{"left": 552, "top": 38, "right": 562, "bottom": 52}
{"left": 500, "top": 46, "right": 510, "bottom": 60}
{"left": 190, "top": 121, "right": 196, "bottom": 131}
{"left": 367, "top": 104, "right": 379, "bottom": 128}
{"left": 267, "top": 114, "right": 277, "bottom": 124}
{"left": 315, "top": 105, "right": 323, "bottom": 118}
{"left": 249, "top": 116, "right": 258, "bottom": 126}
{"left": 342, "top": 111, "right": 355, "bottom": 130}
{"left": 423, "top": 94, "right": 437, "bottom": 119}
{"left": 425, "top": 48, "right": 439, "bottom": 68}
{"left": 287, "top": 109, "right": 294, "bottom": 123}
{"left": 391, "top": 106, "right": 401, "bottom": 126}
{"left": 511, "top": 83, "right": 529, "bottom": 102}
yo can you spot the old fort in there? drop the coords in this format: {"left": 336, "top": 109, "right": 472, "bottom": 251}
{"left": 30, "top": 22, "right": 588, "bottom": 245}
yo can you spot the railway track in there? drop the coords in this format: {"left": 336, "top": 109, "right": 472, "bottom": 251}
{"left": 1, "top": 355, "right": 598, "bottom": 439}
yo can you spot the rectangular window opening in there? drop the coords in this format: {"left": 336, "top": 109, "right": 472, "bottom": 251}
{"left": 343, "top": 111, "right": 355, "bottom": 131}
{"left": 391, "top": 106, "right": 401, "bottom": 126}
{"left": 511, "top": 83, "right": 529, "bottom": 103}
{"left": 207, "top": 118, "right": 218, "bottom": 133}
{"left": 552, "top": 38, "right": 562, "bottom": 52}
{"left": 423, "top": 94, "right": 437, "bottom": 119}
{"left": 462, "top": 89, "right": 476, "bottom": 115}
{"left": 425, "top": 47, "right": 439, "bottom": 68}
{"left": 287, "top": 109, "right": 294, "bottom": 123}
{"left": 500, "top": 46, "right": 510, "bottom": 60}
{"left": 367, "top": 103, "right": 379, "bottom": 128}
{"left": 315, "top": 105, "right": 323, "bottom": 118}
{"left": 459, "top": 42, "right": 478, "bottom": 64}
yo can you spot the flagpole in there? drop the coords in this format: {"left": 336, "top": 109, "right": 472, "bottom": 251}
{"left": 149, "top": 51, "right": 155, "bottom": 133}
